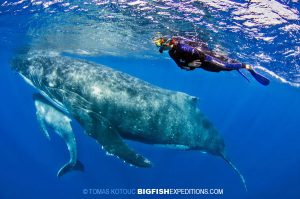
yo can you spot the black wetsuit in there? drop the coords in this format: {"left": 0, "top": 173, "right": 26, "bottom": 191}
{"left": 168, "top": 42, "right": 245, "bottom": 72}
{"left": 161, "top": 39, "right": 270, "bottom": 86}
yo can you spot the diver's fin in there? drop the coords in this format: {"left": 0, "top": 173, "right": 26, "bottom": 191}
{"left": 57, "top": 160, "right": 84, "bottom": 177}
{"left": 221, "top": 152, "right": 247, "bottom": 191}
{"left": 237, "top": 69, "right": 250, "bottom": 82}
{"left": 87, "top": 111, "right": 152, "bottom": 168}
{"left": 248, "top": 68, "right": 270, "bottom": 86}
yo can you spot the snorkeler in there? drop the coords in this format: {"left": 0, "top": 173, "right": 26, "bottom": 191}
{"left": 154, "top": 36, "right": 270, "bottom": 86}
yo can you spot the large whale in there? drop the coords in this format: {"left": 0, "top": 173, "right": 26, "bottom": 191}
{"left": 12, "top": 50, "right": 246, "bottom": 190}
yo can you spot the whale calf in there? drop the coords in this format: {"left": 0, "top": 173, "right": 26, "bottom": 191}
{"left": 12, "top": 50, "right": 246, "bottom": 190}
{"left": 33, "top": 93, "right": 84, "bottom": 177}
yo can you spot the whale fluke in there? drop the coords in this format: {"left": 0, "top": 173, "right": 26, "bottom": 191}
{"left": 57, "top": 160, "right": 84, "bottom": 177}
{"left": 221, "top": 152, "right": 247, "bottom": 191}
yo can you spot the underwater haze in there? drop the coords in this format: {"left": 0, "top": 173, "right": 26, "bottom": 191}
{"left": 0, "top": 0, "right": 300, "bottom": 199}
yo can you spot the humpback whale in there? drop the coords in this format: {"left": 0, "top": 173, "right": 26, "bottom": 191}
{"left": 12, "top": 50, "right": 246, "bottom": 190}
{"left": 33, "top": 93, "right": 84, "bottom": 177}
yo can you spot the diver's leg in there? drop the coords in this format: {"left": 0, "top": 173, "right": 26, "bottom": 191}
{"left": 204, "top": 55, "right": 243, "bottom": 71}
{"left": 205, "top": 54, "right": 269, "bottom": 85}
{"left": 224, "top": 63, "right": 245, "bottom": 70}
{"left": 227, "top": 63, "right": 269, "bottom": 85}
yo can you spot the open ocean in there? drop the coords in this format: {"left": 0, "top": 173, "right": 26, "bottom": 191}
{"left": 0, "top": 0, "right": 299, "bottom": 199}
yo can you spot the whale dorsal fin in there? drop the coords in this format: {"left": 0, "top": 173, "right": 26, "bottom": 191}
{"left": 85, "top": 111, "right": 152, "bottom": 168}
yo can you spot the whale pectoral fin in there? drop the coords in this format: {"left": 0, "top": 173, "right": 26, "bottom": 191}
{"left": 57, "top": 160, "right": 84, "bottom": 177}
{"left": 87, "top": 112, "right": 152, "bottom": 168}
{"left": 36, "top": 112, "right": 51, "bottom": 140}
{"left": 95, "top": 127, "right": 152, "bottom": 168}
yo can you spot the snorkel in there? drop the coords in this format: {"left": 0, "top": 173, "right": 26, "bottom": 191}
{"left": 153, "top": 35, "right": 174, "bottom": 53}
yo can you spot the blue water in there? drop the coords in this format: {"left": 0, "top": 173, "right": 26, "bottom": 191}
{"left": 1, "top": 1, "right": 300, "bottom": 199}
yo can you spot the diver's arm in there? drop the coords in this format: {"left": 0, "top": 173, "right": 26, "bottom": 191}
{"left": 176, "top": 44, "right": 202, "bottom": 70}
{"left": 183, "top": 66, "right": 195, "bottom": 71}
{"left": 169, "top": 50, "right": 188, "bottom": 70}
{"left": 172, "top": 59, "right": 195, "bottom": 71}
{"left": 172, "top": 57, "right": 185, "bottom": 70}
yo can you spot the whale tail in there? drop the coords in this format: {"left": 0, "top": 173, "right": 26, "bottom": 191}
{"left": 57, "top": 160, "right": 84, "bottom": 177}
{"left": 220, "top": 152, "right": 247, "bottom": 191}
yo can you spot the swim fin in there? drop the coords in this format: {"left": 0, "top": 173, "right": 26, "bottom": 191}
{"left": 237, "top": 69, "right": 250, "bottom": 82}
{"left": 248, "top": 68, "right": 270, "bottom": 86}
